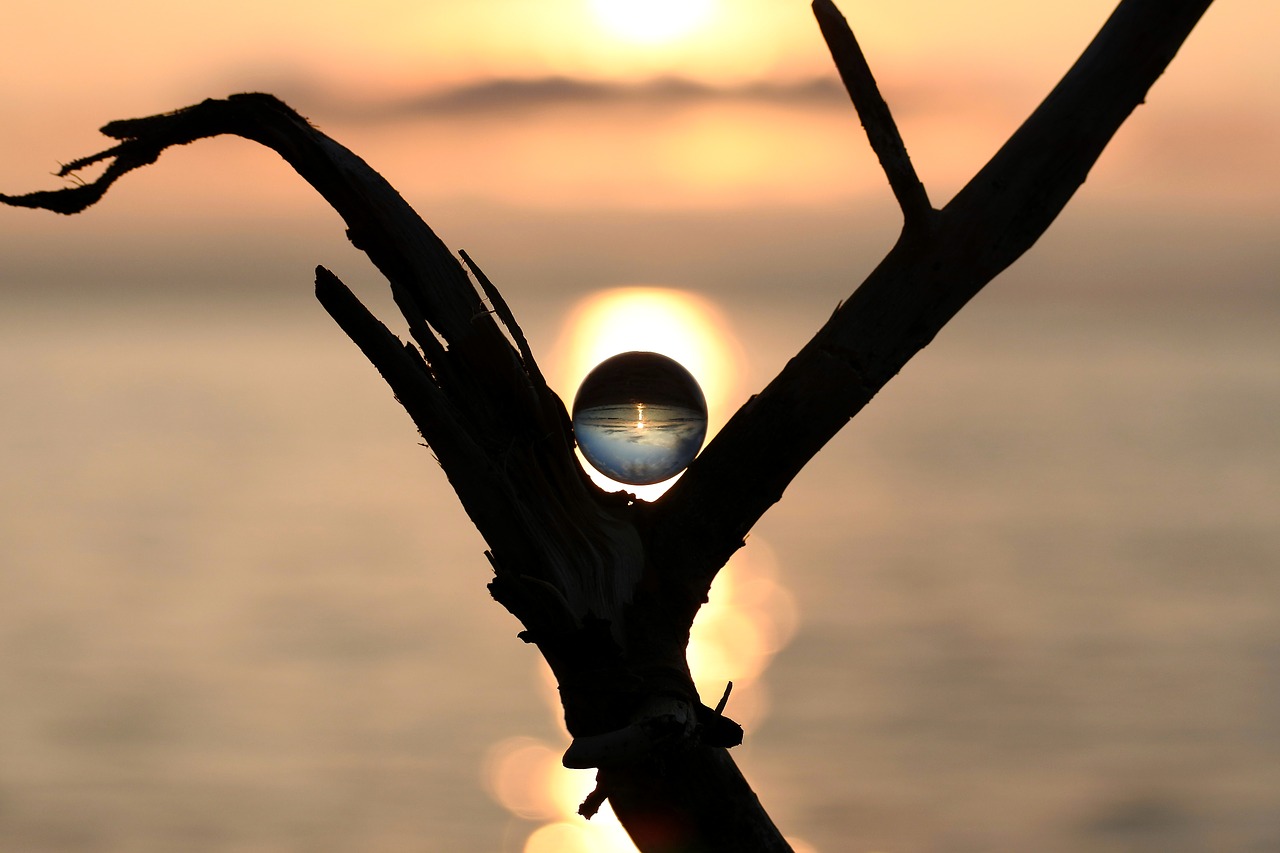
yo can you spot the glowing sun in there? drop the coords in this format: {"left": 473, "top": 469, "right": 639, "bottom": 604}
{"left": 588, "top": 0, "right": 718, "bottom": 44}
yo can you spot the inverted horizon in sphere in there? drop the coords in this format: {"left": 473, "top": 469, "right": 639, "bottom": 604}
{"left": 572, "top": 351, "right": 708, "bottom": 485}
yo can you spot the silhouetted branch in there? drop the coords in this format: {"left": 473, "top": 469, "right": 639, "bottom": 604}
{"left": 812, "top": 0, "right": 934, "bottom": 228}
{"left": 650, "top": 0, "right": 1214, "bottom": 597}
{"left": 0, "top": 1, "right": 1215, "bottom": 851}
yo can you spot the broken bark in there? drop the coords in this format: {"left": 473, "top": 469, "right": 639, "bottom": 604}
{"left": 0, "top": 0, "right": 1213, "bottom": 850}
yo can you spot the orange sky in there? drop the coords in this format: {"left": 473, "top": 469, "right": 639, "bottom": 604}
{"left": 1, "top": 0, "right": 1276, "bottom": 304}
{"left": 1, "top": 9, "right": 1276, "bottom": 850}
{"left": 2, "top": 1, "right": 1276, "bottom": 209}
{"left": 4, "top": 1, "right": 1272, "bottom": 97}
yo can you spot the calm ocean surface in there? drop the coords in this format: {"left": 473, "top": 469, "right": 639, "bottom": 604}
{"left": 2, "top": 289, "right": 1277, "bottom": 852}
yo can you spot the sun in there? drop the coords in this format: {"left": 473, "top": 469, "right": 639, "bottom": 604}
{"left": 588, "top": 0, "right": 718, "bottom": 45}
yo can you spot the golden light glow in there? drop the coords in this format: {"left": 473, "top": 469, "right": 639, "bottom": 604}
{"left": 524, "top": 808, "right": 637, "bottom": 853}
{"left": 483, "top": 733, "right": 645, "bottom": 852}
{"left": 655, "top": 107, "right": 792, "bottom": 195}
{"left": 549, "top": 286, "right": 744, "bottom": 498}
{"left": 524, "top": 822, "right": 590, "bottom": 853}
{"left": 688, "top": 537, "right": 797, "bottom": 729}
{"left": 405, "top": 104, "right": 868, "bottom": 211}
{"left": 482, "top": 737, "right": 563, "bottom": 820}
{"left": 588, "top": 0, "right": 718, "bottom": 45}
{"left": 551, "top": 287, "right": 741, "bottom": 418}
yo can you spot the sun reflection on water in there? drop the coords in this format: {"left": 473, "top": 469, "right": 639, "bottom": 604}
{"left": 481, "top": 288, "right": 813, "bottom": 852}
{"left": 688, "top": 538, "right": 797, "bottom": 727}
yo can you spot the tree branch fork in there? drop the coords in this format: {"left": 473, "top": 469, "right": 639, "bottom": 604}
{"left": 1, "top": 1, "right": 1213, "bottom": 850}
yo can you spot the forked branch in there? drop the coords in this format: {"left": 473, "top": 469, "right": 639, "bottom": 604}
{"left": 0, "top": 1, "right": 1215, "bottom": 851}
{"left": 649, "top": 0, "right": 1214, "bottom": 596}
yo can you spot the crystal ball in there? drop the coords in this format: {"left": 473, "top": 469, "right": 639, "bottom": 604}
{"left": 572, "top": 351, "right": 708, "bottom": 485}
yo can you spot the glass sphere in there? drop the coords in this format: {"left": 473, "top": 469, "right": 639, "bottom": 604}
{"left": 572, "top": 351, "right": 708, "bottom": 485}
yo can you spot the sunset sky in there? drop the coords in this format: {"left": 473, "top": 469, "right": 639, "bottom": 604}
{"left": 3, "top": 4, "right": 1278, "bottom": 851}
{"left": 3, "top": 1, "right": 1276, "bottom": 403}
{"left": 3, "top": 0, "right": 1276, "bottom": 238}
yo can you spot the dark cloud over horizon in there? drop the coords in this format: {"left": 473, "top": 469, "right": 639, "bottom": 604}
{"left": 308, "top": 75, "right": 849, "bottom": 121}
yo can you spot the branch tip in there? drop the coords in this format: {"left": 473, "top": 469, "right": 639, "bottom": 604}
{"left": 813, "top": 0, "right": 933, "bottom": 227}
{"left": 715, "top": 681, "right": 733, "bottom": 714}
{"left": 460, "top": 248, "right": 547, "bottom": 387}
{"left": 578, "top": 779, "right": 609, "bottom": 820}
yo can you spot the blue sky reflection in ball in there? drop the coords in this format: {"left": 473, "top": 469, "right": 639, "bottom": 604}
{"left": 572, "top": 351, "right": 708, "bottom": 485}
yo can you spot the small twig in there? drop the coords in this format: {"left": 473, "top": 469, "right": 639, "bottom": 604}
{"left": 715, "top": 681, "right": 733, "bottom": 715}
{"left": 459, "top": 248, "right": 547, "bottom": 387}
{"left": 578, "top": 774, "right": 609, "bottom": 820}
{"left": 812, "top": 0, "right": 933, "bottom": 229}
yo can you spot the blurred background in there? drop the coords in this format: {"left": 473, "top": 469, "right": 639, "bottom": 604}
{"left": 2, "top": 1, "right": 1278, "bottom": 851}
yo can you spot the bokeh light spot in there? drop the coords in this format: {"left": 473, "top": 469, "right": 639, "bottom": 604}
{"left": 483, "top": 737, "right": 564, "bottom": 821}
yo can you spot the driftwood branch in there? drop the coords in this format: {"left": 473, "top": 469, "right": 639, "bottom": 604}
{"left": 649, "top": 0, "right": 1213, "bottom": 599}
{"left": 812, "top": 0, "right": 933, "bottom": 228}
{"left": 0, "top": 1, "right": 1214, "bottom": 850}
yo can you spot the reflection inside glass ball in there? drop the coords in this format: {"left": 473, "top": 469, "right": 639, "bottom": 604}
{"left": 572, "top": 351, "right": 708, "bottom": 486}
